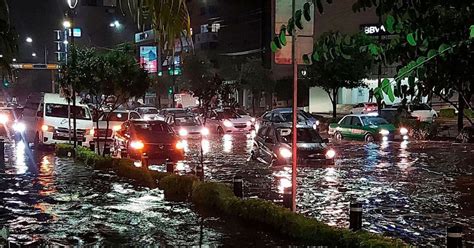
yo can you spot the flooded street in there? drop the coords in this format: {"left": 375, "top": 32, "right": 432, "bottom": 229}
{"left": 1, "top": 134, "right": 473, "bottom": 246}
{"left": 184, "top": 135, "right": 474, "bottom": 246}
{"left": 0, "top": 141, "right": 290, "bottom": 246}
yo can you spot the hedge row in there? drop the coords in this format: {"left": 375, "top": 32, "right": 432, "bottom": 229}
{"left": 55, "top": 144, "right": 407, "bottom": 247}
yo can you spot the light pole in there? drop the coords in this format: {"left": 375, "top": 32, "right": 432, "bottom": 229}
{"left": 291, "top": 0, "right": 298, "bottom": 212}
{"left": 64, "top": 1, "right": 77, "bottom": 150}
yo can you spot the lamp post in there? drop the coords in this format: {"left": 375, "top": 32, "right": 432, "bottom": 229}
{"left": 64, "top": 1, "right": 77, "bottom": 150}
{"left": 291, "top": 0, "right": 298, "bottom": 212}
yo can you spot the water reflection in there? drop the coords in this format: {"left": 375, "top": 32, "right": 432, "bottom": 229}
{"left": 223, "top": 134, "right": 232, "bottom": 153}
{"left": 14, "top": 141, "right": 28, "bottom": 174}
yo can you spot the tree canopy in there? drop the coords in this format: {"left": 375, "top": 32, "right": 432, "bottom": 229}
{"left": 0, "top": 0, "right": 17, "bottom": 76}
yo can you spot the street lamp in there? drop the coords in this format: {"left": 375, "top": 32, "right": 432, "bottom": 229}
{"left": 32, "top": 52, "right": 37, "bottom": 57}
{"left": 109, "top": 20, "right": 121, "bottom": 28}
{"left": 26, "top": 37, "right": 33, "bottom": 43}
{"left": 12, "top": 58, "right": 16, "bottom": 62}
{"left": 63, "top": 20, "right": 72, "bottom": 28}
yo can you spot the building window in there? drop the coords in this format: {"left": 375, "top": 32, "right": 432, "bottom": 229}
{"left": 211, "top": 23, "right": 220, "bottom": 32}
{"left": 200, "top": 24, "right": 208, "bottom": 33}
{"left": 200, "top": 7, "right": 206, "bottom": 15}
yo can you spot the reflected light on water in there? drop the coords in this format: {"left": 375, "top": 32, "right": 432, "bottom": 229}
{"left": 39, "top": 155, "right": 56, "bottom": 197}
{"left": 15, "top": 141, "right": 28, "bottom": 174}
{"left": 401, "top": 140, "right": 408, "bottom": 149}
{"left": 201, "top": 139, "right": 210, "bottom": 155}
{"left": 278, "top": 178, "right": 292, "bottom": 193}
{"left": 223, "top": 134, "right": 232, "bottom": 153}
{"left": 175, "top": 161, "right": 186, "bottom": 171}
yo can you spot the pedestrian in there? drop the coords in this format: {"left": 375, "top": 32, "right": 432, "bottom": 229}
{"left": 368, "top": 88, "right": 374, "bottom": 102}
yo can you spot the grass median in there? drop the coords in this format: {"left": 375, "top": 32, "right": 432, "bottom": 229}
{"left": 55, "top": 143, "right": 408, "bottom": 247}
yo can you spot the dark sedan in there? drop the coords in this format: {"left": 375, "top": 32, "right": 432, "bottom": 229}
{"left": 251, "top": 124, "right": 336, "bottom": 166}
{"left": 113, "top": 120, "right": 185, "bottom": 164}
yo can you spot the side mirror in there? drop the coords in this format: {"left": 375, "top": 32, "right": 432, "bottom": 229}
{"left": 323, "top": 138, "right": 329, "bottom": 143}
{"left": 265, "top": 137, "right": 274, "bottom": 143}
{"left": 36, "top": 111, "right": 43, "bottom": 117}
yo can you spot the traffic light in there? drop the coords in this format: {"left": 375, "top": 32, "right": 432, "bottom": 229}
{"left": 2, "top": 79, "right": 10, "bottom": 88}
{"left": 168, "top": 87, "right": 173, "bottom": 95}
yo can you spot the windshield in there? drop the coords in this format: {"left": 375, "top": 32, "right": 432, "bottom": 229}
{"left": 280, "top": 112, "right": 307, "bottom": 122}
{"left": 45, "top": 104, "right": 91, "bottom": 120}
{"left": 217, "top": 111, "right": 240, "bottom": 119}
{"left": 175, "top": 116, "right": 201, "bottom": 126}
{"left": 139, "top": 108, "right": 158, "bottom": 114}
{"left": 361, "top": 116, "right": 389, "bottom": 126}
{"left": 132, "top": 122, "right": 173, "bottom": 134}
{"left": 235, "top": 109, "right": 247, "bottom": 115}
{"left": 166, "top": 109, "right": 186, "bottom": 115}
{"left": 278, "top": 128, "right": 323, "bottom": 143}
{"left": 101, "top": 112, "right": 128, "bottom": 121}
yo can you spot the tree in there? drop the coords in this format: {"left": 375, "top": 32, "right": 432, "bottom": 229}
{"left": 305, "top": 32, "right": 373, "bottom": 119}
{"left": 60, "top": 46, "right": 150, "bottom": 154}
{"left": 0, "top": 0, "right": 17, "bottom": 76}
{"left": 353, "top": 0, "right": 474, "bottom": 131}
{"left": 119, "top": 0, "right": 191, "bottom": 53}
{"left": 239, "top": 57, "right": 274, "bottom": 115}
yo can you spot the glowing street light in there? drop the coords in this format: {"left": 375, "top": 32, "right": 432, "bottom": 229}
{"left": 26, "top": 37, "right": 33, "bottom": 43}
{"left": 32, "top": 53, "right": 37, "bottom": 57}
{"left": 63, "top": 20, "right": 72, "bottom": 28}
{"left": 12, "top": 58, "right": 16, "bottom": 62}
{"left": 110, "top": 20, "right": 121, "bottom": 28}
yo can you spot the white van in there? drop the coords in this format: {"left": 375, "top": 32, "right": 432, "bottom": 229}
{"left": 35, "top": 93, "right": 94, "bottom": 147}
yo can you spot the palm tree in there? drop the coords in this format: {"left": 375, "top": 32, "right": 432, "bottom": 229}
{"left": 0, "top": 0, "right": 17, "bottom": 76}
{"left": 118, "top": 0, "right": 191, "bottom": 53}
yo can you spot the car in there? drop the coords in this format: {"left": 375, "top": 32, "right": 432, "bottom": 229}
{"left": 393, "top": 103, "right": 438, "bottom": 122}
{"left": 328, "top": 114, "right": 408, "bottom": 142}
{"left": 35, "top": 93, "right": 94, "bottom": 148}
{"left": 165, "top": 113, "right": 209, "bottom": 137}
{"left": 93, "top": 110, "right": 141, "bottom": 142}
{"left": 350, "top": 102, "right": 378, "bottom": 114}
{"left": 231, "top": 107, "right": 255, "bottom": 125}
{"left": 379, "top": 107, "right": 418, "bottom": 125}
{"left": 205, "top": 109, "right": 253, "bottom": 134}
{"left": 113, "top": 120, "right": 185, "bottom": 164}
{"left": 159, "top": 108, "right": 188, "bottom": 120}
{"left": 256, "top": 108, "right": 319, "bottom": 131}
{"left": 134, "top": 106, "right": 160, "bottom": 120}
{"left": 251, "top": 123, "right": 336, "bottom": 166}
{"left": 0, "top": 107, "right": 27, "bottom": 141}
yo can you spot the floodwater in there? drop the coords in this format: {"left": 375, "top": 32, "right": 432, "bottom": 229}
{"left": 1, "top": 132, "right": 474, "bottom": 246}
{"left": 184, "top": 134, "right": 474, "bottom": 246}
{"left": 0, "top": 141, "right": 290, "bottom": 246}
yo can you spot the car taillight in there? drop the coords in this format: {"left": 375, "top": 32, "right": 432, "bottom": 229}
{"left": 130, "top": 140, "right": 144, "bottom": 150}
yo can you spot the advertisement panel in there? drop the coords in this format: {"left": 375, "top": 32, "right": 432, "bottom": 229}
{"left": 139, "top": 46, "right": 158, "bottom": 73}
{"left": 274, "top": 0, "right": 314, "bottom": 65}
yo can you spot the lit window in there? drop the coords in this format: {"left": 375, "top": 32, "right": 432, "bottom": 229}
{"left": 200, "top": 24, "right": 208, "bottom": 33}
{"left": 211, "top": 23, "right": 220, "bottom": 33}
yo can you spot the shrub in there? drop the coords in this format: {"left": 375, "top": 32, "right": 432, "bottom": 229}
{"left": 465, "top": 108, "right": 474, "bottom": 118}
{"left": 440, "top": 108, "right": 456, "bottom": 118}
{"left": 55, "top": 143, "right": 75, "bottom": 157}
{"left": 159, "top": 174, "right": 198, "bottom": 201}
{"left": 400, "top": 119, "right": 439, "bottom": 140}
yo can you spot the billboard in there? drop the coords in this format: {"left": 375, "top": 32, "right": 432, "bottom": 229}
{"left": 139, "top": 46, "right": 158, "bottom": 73}
{"left": 274, "top": 0, "right": 314, "bottom": 65}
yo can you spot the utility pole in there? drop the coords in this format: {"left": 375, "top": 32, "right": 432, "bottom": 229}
{"left": 291, "top": 0, "right": 298, "bottom": 212}
{"left": 377, "top": 0, "right": 382, "bottom": 114}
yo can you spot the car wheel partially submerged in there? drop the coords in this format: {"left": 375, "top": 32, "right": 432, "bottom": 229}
{"left": 334, "top": 132, "right": 343, "bottom": 141}
{"left": 365, "top": 133, "right": 375, "bottom": 143}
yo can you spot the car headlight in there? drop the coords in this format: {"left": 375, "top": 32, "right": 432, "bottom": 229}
{"left": 41, "top": 124, "right": 54, "bottom": 132}
{"left": 251, "top": 117, "right": 256, "bottom": 122}
{"left": 179, "top": 129, "right": 188, "bottom": 136}
{"left": 279, "top": 147, "right": 292, "bottom": 159}
{"left": 313, "top": 124, "right": 317, "bottom": 130}
{"left": 316, "top": 120, "right": 320, "bottom": 126}
{"left": 130, "top": 140, "right": 144, "bottom": 150}
{"left": 325, "top": 149, "right": 336, "bottom": 159}
{"left": 400, "top": 127, "right": 408, "bottom": 135}
{"left": 379, "top": 129, "right": 389, "bottom": 136}
{"left": 0, "top": 114, "right": 8, "bottom": 124}
{"left": 200, "top": 127, "right": 210, "bottom": 136}
{"left": 223, "top": 120, "right": 233, "bottom": 127}
{"left": 175, "top": 140, "right": 185, "bottom": 150}
{"left": 87, "top": 128, "right": 95, "bottom": 136}
{"left": 246, "top": 121, "right": 251, "bottom": 126}
{"left": 12, "top": 122, "right": 26, "bottom": 132}
{"left": 112, "top": 125, "right": 121, "bottom": 131}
